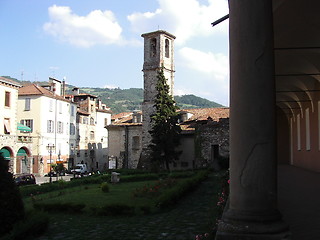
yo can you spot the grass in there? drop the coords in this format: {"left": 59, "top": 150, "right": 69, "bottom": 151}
{"left": 24, "top": 180, "right": 160, "bottom": 214}
{"left": 18, "top": 170, "right": 224, "bottom": 240}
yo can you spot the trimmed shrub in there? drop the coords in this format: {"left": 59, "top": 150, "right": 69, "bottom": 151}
{"left": 100, "top": 182, "right": 110, "bottom": 193}
{"left": 96, "top": 204, "right": 135, "bottom": 216}
{"left": 34, "top": 202, "right": 85, "bottom": 213}
{"left": 156, "top": 170, "right": 209, "bottom": 209}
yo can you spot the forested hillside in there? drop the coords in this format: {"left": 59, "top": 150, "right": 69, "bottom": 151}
{"left": 2, "top": 76, "right": 224, "bottom": 114}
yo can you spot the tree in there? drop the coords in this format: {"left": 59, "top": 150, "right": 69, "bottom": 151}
{"left": 0, "top": 155, "right": 24, "bottom": 237}
{"left": 149, "top": 67, "right": 182, "bottom": 171}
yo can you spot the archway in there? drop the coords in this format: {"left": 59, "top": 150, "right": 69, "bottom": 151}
{"left": 17, "top": 147, "right": 30, "bottom": 174}
{"left": 0, "top": 147, "right": 13, "bottom": 172}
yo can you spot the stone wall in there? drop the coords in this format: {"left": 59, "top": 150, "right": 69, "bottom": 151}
{"left": 194, "top": 118, "right": 229, "bottom": 169}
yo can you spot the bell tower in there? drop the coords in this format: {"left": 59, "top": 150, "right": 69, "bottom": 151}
{"left": 138, "top": 30, "right": 176, "bottom": 169}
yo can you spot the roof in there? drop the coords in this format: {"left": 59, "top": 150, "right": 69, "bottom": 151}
{"left": 179, "top": 108, "right": 229, "bottom": 122}
{"left": 18, "top": 84, "right": 71, "bottom": 102}
{"left": 0, "top": 76, "right": 21, "bottom": 88}
{"left": 96, "top": 108, "right": 112, "bottom": 114}
{"left": 108, "top": 108, "right": 229, "bottom": 130}
{"left": 108, "top": 112, "right": 142, "bottom": 127}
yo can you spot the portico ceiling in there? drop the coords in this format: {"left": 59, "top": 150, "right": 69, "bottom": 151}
{"left": 273, "top": 0, "right": 320, "bottom": 115}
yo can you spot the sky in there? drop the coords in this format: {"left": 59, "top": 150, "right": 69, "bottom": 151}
{"left": 0, "top": 0, "right": 230, "bottom": 106}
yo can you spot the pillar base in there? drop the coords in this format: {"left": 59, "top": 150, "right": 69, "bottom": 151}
{"left": 215, "top": 209, "right": 291, "bottom": 240}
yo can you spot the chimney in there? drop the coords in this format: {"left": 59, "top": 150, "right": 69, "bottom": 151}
{"left": 72, "top": 87, "right": 80, "bottom": 95}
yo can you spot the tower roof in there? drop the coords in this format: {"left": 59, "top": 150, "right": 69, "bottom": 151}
{"left": 141, "top": 30, "right": 176, "bottom": 39}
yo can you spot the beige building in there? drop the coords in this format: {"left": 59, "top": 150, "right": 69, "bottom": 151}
{"left": 17, "top": 79, "right": 77, "bottom": 176}
{"left": 107, "top": 111, "right": 143, "bottom": 169}
{"left": 0, "top": 76, "right": 34, "bottom": 174}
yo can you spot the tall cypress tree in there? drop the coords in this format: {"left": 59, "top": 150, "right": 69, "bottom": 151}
{"left": 149, "top": 67, "right": 181, "bottom": 171}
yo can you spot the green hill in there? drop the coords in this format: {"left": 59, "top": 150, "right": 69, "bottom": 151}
{"left": 76, "top": 87, "right": 224, "bottom": 113}
{"left": 2, "top": 76, "right": 224, "bottom": 114}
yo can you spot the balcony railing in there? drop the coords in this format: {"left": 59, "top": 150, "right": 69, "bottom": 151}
{"left": 17, "top": 136, "right": 33, "bottom": 143}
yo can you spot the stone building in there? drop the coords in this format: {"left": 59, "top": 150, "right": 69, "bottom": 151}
{"left": 107, "top": 108, "right": 229, "bottom": 170}
{"left": 179, "top": 108, "right": 229, "bottom": 169}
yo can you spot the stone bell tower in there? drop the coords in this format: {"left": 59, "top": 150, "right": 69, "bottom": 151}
{"left": 138, "top": 30, "right": 176, "bottom": 169}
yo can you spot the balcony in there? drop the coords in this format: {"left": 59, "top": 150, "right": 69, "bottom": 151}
{"left": 17, "top": 136, "right": 33, "bottom": 143}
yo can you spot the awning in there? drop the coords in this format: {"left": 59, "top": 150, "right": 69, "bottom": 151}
{"left": 0, "top": 148, "right": 11, "bottom": 160}
{"left": 17, "top": 122, "right": 31, "bottom": 132}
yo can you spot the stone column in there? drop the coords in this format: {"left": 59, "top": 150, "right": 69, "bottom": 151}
{"left": 215, "top": 0, "right": 290, "bottom": 239}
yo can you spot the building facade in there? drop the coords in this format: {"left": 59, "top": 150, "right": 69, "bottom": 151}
{"left": 17, "top": 81, "right": 77, "bottom": 176}
{"left": 0, "top": 76, "right": 33, "bottom": 174}
{"left": 66, "top": 88, "right": 111, "bottom": 172}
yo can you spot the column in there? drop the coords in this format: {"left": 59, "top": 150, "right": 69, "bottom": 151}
{"left": 215, "top": 0, "right": 290, "bottom": 239}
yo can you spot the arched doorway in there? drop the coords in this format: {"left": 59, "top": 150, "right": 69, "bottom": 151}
{"left": 17, "top": 148, "right": 30, "bottom": 173}
{"left": 0, "top": 147, "right": 13, "bottom": 171}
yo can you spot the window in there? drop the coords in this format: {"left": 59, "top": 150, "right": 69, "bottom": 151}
{"left": 49, "top": 100, "right": 53, "bottom": 112}
{"left": 4, "top": 91, "right": 10, "bottom": 107}
{"left": 90, "top": 117, "right": 94, "bottom": 125}
{"left": 4, "top": 118, "right": 11, "bottom": 134}
{"left": 59, "top": 102, "right": 62, "bottom": 114}
{"left": 25, "top": 98, "right": 31, "bottom": 111}
{"left": 20, "top": 119, "right": 33, "bottom": 133}
{"left": 132, "top": 136, "right": 140, "bottom": 150}
{"left": 83, "top": 117, "right": 88, "bottom": 124}
{"left": 150, "top": 38, "right": 157, "bottom": 57}
{"left": 91, "top": 104, "right": 94, "bottom": 112}
{"left": 47, "top": 120, "right": 54, "bottom": 133}
{"left": 165, "top": 39, "right": 170, "bottom": 58}
{"left": 57, "top": 121, "right": 63, "bottom": 134}
{"left": 70, "top": 123, "right": 75, "bottom": 135}
{"left": 90, "top": 131, "right": 95, "bottom": 140}
{"left": 71, "top": 105, "right": 75, "bottom": 117}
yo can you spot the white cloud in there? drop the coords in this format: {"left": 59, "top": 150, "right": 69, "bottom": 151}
{"left": 178, "top": 47, "right": 228, "bottom": 80}
{"left": 176, "top": 47, "right": 229, "bottom": 106}
{"left": 43, "top": 5, "right": 123, "bottom": 47}
{"left": 128, "top": 0, "right": 229, "bottom": 44}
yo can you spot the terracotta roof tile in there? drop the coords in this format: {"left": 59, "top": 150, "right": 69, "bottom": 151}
{"left": 179, "top": 108, "right": 229, "bottom": 122}
{"left": 18, "top": 84, "right": 71, "bottom": 102}
{"left": 0, "top": 76, "right": 21, "bottom": 87}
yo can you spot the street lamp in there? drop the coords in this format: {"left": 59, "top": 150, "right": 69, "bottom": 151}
{"left": 46, "top": 144, "right": 55, "bottom": 183}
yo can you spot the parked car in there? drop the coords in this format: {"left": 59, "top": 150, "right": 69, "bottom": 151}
{"left": 13, "top": 173, "right": 36, "bottom": 186}
{"left": 71, "top": 164, "right": 88, "bottom": 175}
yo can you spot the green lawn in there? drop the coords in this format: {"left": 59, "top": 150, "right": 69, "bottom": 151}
{"left": 16, "top": 171, "right": 223, "bottom": 240}
{"left": 24, "top": 181, "right": 159, "bottom": 215}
